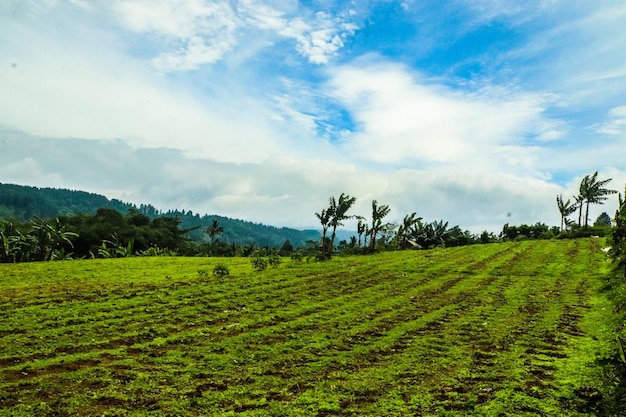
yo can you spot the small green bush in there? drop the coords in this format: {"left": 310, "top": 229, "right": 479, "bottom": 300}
{"left": 268, "top": 254, "right": 282, "bottom": 267}
{"left": 251, "top": 256, "right": 268, "bottom": 272}
{"left": 213, "top": 264, "right": 230, "bottom": 277}
{"left": 291, "top": 251, "right": 304, "bottom": 263}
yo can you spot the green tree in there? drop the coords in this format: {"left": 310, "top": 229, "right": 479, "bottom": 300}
{"left": 396, "top": 213, "right": 422, "bottom": 250}
{"left": 368, "top": 200, "right": 391, "bottom": 252}
{"left": 594, "top": 212, "right": 612, "bottom": 227}
{"left": 205, "top": 219, "right": 224, "bottom": 244}
{"left": 574, "top": 194, "right": 584, "bottom": 227}
{"left": 610, "top": 186, "right": 626, "bottom": 278}
{"left": 556, "top": 194, "right": 577, "bottom": 232}
{"left": 578, "top": 172, "right": 617, "bottom": 228}
{"left": 357, "top": 219, "right": 367, "bottom": 247}
{"left": 279, "top": 239, "right": 294, "bottom": 256}
{"left": 315, "top": 208, "right": 332, "bottom": 257}
{"left": 326, "top": 193, "right": 356, "bottom": 259}
{"left": 0, "top": 221, "right": 17, "bottom": 262}
{"left": 30, "top": 217, "right": 77, "bottom": 261}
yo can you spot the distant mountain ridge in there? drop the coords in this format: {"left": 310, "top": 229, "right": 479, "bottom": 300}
{"left": 0, "top": 182, "right": 321, "bottom": 248}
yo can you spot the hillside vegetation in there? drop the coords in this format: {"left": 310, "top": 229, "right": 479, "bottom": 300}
{"left": 0, "top": 239, "right": 620, "bottom": 416}
{"left": 0, "top": 183, "right": 320, "bottom": 248}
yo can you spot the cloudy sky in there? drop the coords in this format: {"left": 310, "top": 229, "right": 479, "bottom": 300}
{"left": 1, "top": 0, "right": 625, "bottom": 233}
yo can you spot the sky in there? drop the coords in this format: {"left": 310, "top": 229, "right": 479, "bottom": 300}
{"left": 1, "top": 0, "right": 625, "bottom": 233}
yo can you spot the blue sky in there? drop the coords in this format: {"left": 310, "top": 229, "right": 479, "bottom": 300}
{"left": 1, "top": 0, "right": 625, "bottom": 232}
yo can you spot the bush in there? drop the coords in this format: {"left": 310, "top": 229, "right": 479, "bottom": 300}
{"left": 251, "top": 256, "right": 268, "bottom": 272}
{"left": 268, "top": 254, "right": 282, "bottom": 267}
{"left": 291, "top": 251, "right": 304, "bottom": 263}
{"left": 213, "top": 264, "right": 230, "bottom": 277}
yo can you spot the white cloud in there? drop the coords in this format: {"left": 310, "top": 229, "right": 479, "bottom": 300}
{"left": 239, "top": 2, "right": 360, "bottom": 65}
{"left": 0, "top": 131, "right": 575, "bottom": 232}
{"left": 1, "top": 157, "right": 65, "bottom": 188}
{"left": 112, "top": 0, "right": 240, "bottom": 71}
{"left": 109, "top": 0, "right": 360, "bottom": 69}
{"left": 595, "top": 106, "right": 626, "bottom": 136}
{"left": 0, "top": 3, "right": 314, "bottom": 164}
{"left": 326, "top": 59, "right": 559, "bottom": 170}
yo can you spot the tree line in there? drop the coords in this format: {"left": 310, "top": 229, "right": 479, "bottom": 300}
{"left": 0, "top": 183, "right": 320, "bottom": 248}
{"left": 312, "top": 171, "right": 623, "bottom": 260}
{"left": 0, "top": 207, "right": 308, "bottom": 263}
{"left": 314, "top": 193, "right": 494, "bottom": 260}
{"left": 1, "top": 171, "right": 624, "bottom": 264}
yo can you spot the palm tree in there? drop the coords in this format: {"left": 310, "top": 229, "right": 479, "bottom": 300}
{"left": 396, "top": 213, "right": 422, "bottom": 249}
{"left": 205, "top": 220, "right": 224, "bottom": 244}
{"left": 327, "top": 193, "right": 356, "bottom": 259}
{"left": 574, "top": 194, "right": 584, "bottom": 227}
{"left": 357, "top": 218, "right": 367, "bottom": 247}
{"left": 578, "top": 172, "right": 617, "bottom": 228}
{"left": 315, "top": 208, "right": 332, "bottom": 255}
{"left": 368, "top": 200, "right": 391, "bottom": 252}
{"left": 556, "top": 194, "right": 577, "bottom": 232}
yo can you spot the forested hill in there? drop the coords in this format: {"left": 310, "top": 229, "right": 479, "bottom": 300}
{"left": 0, "top": 183, "right": 320, "bottom": 248}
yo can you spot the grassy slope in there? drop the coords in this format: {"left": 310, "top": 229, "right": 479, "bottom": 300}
{"left": 0, "top": 239, "right": 616, "bottom": 416}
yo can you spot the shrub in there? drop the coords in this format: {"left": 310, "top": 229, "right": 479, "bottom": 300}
{"left": 251, "top": 256, "right": 268, "bottom": 272}
{"left": 291, "top": 251, "right": 304, "bottom": 263}
{"left": 213, "top": 264, "right": 230, "bottom": 277}
{"left": 268, "top": 254, "right": 282, "bottom": 267}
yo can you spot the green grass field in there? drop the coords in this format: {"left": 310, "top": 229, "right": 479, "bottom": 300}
{"left": 0, "top": 239, "right": 617, "bottom": 416}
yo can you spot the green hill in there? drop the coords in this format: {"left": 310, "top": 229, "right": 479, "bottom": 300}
{"left": 0, "top": 239, "right": 620, "bottom": 415}
{"left": 0, "top": 182, "right": 320, "bottom": 248}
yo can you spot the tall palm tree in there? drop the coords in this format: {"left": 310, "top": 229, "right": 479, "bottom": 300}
{"left": 327, "top": 193, "right": 356, "bottom": 259}
{"left": 574, "top": 194, "right": 585, "bottom": 227}
{"left": 357, "top": 218, "right": 366, "bottom": 247}
{"left": 315, "top": 208, "right": 332, "bottom": 254}
{"left": 205, "top": 220, "right": 224, "bottom": 244}
{"left": 578, "top": 172, "right": 617, "bottom": 228}
{"left": 369, "top": 200, "right": 391, "bottom": 252}
{"left": 556, "top": 194, "right": 577, "bottom": 232}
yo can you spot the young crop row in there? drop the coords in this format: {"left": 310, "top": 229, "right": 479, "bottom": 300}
{"left": 0, "top": 239, "right": 614, "bottom": 416}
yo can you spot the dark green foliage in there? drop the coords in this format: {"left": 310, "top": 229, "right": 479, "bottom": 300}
{"left": 63, "top": 211, "right": 190, "bottom": 258}
{"left": 279, "top": 239, "right": 294, "bottom": 256}
{"left": 290, "top": 250, "right": 304, "bottom": 263}
{"left": 0, "top": 210, "right": 195, "bottom": 262}
{"left": 0, "top": 183, "right": 133, "bottom": 221}
{"left": 315, "top": 193, "right": 358, "bottom": 260}
{"left": 0, "top": 183, "right": 321, "bottom": 248}
{"left": 212, "top": 264, "right": 230, "bottom": 277}
{"left": 595, "top": 212, "right": 612, "bottom": 227}
{"left": 500, "top": 222, "right": 556, "bottom": 240}
{"left": 577, "top": 172, "right": 617, "bottom": 228}
{"left": 251, "top": 255, "right": 268, "bottom": 271}
{"left": 205, "top": 219, "right": 224, "bottom": 244}
{"left": 0, "top": 217, "right": 77, "bottom": 262}
{"left": 617, "top": 337, "right": 626, "bottom": 365}
{"left": 368, "top": 200, "right": 391, "bottom": 252}
{"left": 268, "top": 253, "right": 282, "bottom": 267}
{"left": 557, "top": 194, "right": 578, "bottom": 232}
{"left": 197, "top": 269, "right": 210, "bottom": 279}
{"left": 610, "top": 186, "right": 626, "bottom": 278}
